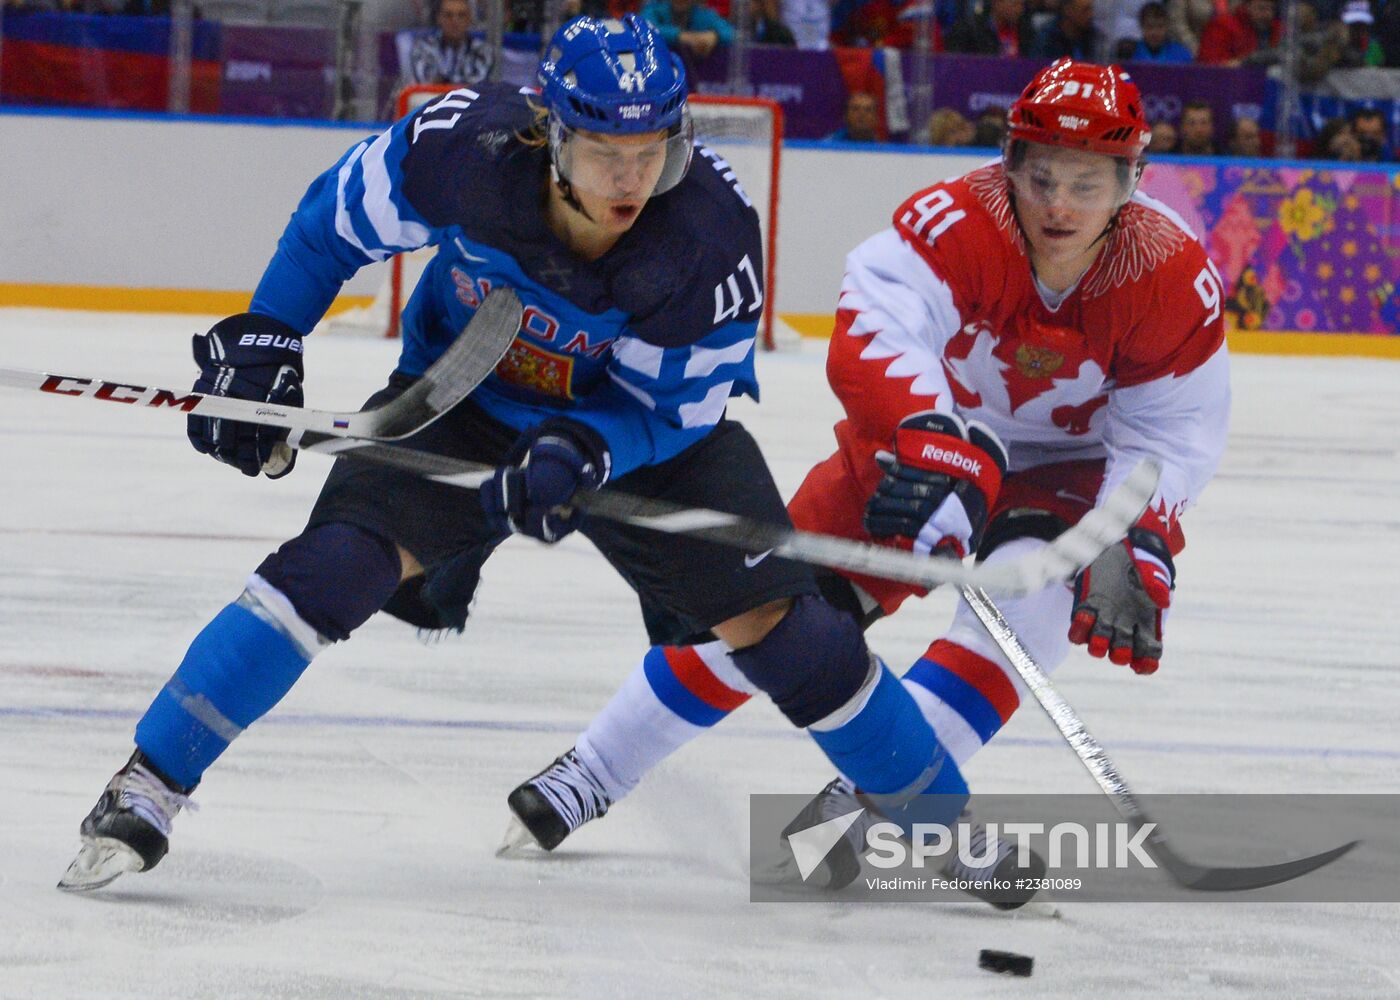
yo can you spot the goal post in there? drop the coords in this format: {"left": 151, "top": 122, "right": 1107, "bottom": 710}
{"left": 322, "top": 86, "right": 785, "bottom": 349}
{"left": 682, "top": 94, "right": 783, "bottom": 350}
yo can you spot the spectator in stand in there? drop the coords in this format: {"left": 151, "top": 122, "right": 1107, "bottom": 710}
{"left": 1165, "top": 0, "right": 1215, "bottom": 55}
{"left": 1293, "top": 0, "right": 1348, "bottom": 84}
{"left": 1124, "top": 1, "right": 1193, "bottom": 59}
{"left": 1378, "top": 0, "right": 1400, "bottom": 66}
{"left": 1147, "top": 117, "right": 1178, "bottom": 153}
{"left": 1315, "top": 115, "right": 1364, "bottom": 160}
{"left": 405, "top": 0, "right": 494, "bottom": 86}
{"left": 923, "top": 106, "right": 975, "bottom": 145}
{"left": 1350, "top": 106, "right": 1390, "bottom": 159}
{"left": 1100, "top": 0, "right": 1151, "bottom": 57}
{"left": 1032, "top": 0, "right": 1104, "bottom": 61}
{"left": 1023, "top": 0, "right": 1053, "bottom": 29}
{"left": 972, "top": 106, "right": 1008, "bottom": 146}
{"left": 642, "top": 0, "right": 733, "bottom": 61}
{"left": 1338, "top": 0, "right": 1385, "bottom": 65}
{"left": 783, "top": 0, "right": 833, "bottom": 48}
{"left": 944, "top": 0, "right": 1037, "bottom": 55}
{"left": 1227, "top": 115, "right": 1262, "bottom": 156}
{"left": 1197, "top": 0, "right": 1281, "bottom": 66}
{"left": 751, "top": 0, "right": 798, "bottom": 43}
{"left": 507, "top": 0, "right": 548, "bottom": 32}
{"left": 825, "top": 91, "right": 882, "bottom": 141}
{"left": 1177, "top": 99, "right": 1217, "bottom": 153}
{"left": 830, "top": 0, "right": 922, "bottom": 47}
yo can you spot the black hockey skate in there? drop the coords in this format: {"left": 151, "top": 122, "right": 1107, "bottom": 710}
{"left": 57, "top": 750, "right": 195, "bottom": 892}
{"left": 942, "top": 819, "right": 1048, "bottom": 910}
{"left": 756, "top": 777, "right": 1047, "bottom": 911}
{"left": 754, "top": 777, "right": 866, "bottom": 890}
{"left": 499, "top": 749, "right": 611, "bottom": 855}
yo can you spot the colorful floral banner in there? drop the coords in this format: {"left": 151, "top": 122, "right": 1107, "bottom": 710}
{"left": 1141, "top": 163, "right": 1400, "bottom": 335}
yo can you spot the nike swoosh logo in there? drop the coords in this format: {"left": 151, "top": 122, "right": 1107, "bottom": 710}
{"left": 744, "top": 549, "right": 774, "bottom": 568}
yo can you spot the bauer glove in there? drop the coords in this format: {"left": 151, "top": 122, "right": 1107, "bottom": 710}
{"left": 864, "top": 411, "right": 1008, "bottom": 559}
{"left": 187, "top": 313, "right": 304, "bottom": 479}
{"left": 1069, "top": 527, "right": 1175, "bottom": 675}
{"left": 482, "top": 418, "right": 611, "bottom": 544}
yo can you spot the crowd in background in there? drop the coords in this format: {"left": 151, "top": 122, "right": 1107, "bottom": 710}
{"left": 849, "top": 87, "right": 1393, "bottom": 159}
{"left": 794, "top": 0, "right": 1398, "bottom": 159}
{"left": 389, "top": 0, "right": 1399, "bottom": 159}
{"left": 4, "top": 0, "right": 1398, "bottom": 159}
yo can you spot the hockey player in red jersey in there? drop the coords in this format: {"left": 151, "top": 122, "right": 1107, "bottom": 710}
{"left": 503, "top": 58, "right": 1231, "bottom": 898}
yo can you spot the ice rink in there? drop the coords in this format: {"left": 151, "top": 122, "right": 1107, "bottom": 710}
{"left": 2, "top": 309, "right": 1398, "bottom": 999}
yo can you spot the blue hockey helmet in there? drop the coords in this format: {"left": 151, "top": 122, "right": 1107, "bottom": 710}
{"left": 540, "top": 15, "right": 688, "bottom": 134}
{"left": 539, "top": 15, "right": 694, "bottom": 199}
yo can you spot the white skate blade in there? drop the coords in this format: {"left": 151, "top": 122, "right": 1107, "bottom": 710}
{"left": 56, "top": 838, "right": 145, "bottom": 892}
{"left": 495, "top": 815, "right": 544, "bottom": 858}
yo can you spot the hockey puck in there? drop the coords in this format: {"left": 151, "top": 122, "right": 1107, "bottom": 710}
{"left": 978, "top": 949, "right": 1034, "bottom": 977}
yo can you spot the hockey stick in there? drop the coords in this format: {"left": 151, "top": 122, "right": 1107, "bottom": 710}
{"left": 283, "top": 437, "right": 1160, "bottom": 598}
{"left": 960, "top": 585, "right": 1359, "bottom": 891}
{"left": 0, "top": 289, "right": 523, "bottom": 447}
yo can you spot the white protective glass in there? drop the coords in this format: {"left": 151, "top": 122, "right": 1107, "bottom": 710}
{"left": 551, "top": 109, "right": 694, "bottom": 202}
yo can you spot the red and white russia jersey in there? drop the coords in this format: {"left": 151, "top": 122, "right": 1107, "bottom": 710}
{"left": 825, "top": 163, "right": 1231, "bottom": 545}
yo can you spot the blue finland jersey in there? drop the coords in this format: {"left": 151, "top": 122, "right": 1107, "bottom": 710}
{"left": 249, "top": 83, "right": 765, "bottom": 479}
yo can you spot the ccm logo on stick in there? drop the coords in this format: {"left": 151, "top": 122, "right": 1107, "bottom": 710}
{"left": 920, "top": 444, "right": 981, "bottom": 476}
{"left": 39, "top": 375, "right": 201, "bottom": 411}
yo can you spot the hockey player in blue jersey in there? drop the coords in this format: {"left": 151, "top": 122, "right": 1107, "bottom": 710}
{"left": 60, "top": 15, "right": 971, "bottom": 891}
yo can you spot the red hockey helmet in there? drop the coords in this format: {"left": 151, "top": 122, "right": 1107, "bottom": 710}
{"left": 1007, "top": 58, "right": 1151, "bottom": 163}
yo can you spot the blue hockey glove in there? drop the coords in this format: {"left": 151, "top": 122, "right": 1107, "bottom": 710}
{"left": 863, "top": 411, "right": 1008, "bottom": 559}
{"left": 482, "top": 419, "right": 611, "bottom": 544}
{"left": 187, "top": 314, "right": 304, "bottom": 479}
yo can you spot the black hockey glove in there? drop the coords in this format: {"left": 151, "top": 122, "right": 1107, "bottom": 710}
{"left": 482, "top": 419, "right": 611, "bottom": 544}
{"left": 1068, "top": 527, "right": 1175, "bottom": 675}
{"left": 187, "top": 313, "right": 305, "bottom": 479}
{"left": 864, "top": 411, "right": 1008, "bottom": 559}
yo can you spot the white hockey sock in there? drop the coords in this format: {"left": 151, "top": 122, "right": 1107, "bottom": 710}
{"left": 899, "top": 536, "right": 1073, "bottom": 769}
{"left": 574, "top": 641, "right": 755, "bottom": 803}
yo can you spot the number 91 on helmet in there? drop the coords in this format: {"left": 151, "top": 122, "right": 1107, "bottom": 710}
{"left": 538, "top": 15, "right": 695, "bottom": 203}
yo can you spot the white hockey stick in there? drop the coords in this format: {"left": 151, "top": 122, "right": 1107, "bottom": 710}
{"left": 286, "top": 438, "right": 1160, "bottom": 598}
{"left": 0, "top": 289, "right": 523, "bottom": 447}
{"left": 960, "top": 585, "right": 1358, "bottom": 891}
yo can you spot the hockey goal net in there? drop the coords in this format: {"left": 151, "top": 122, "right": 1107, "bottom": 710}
{"left": 322, "top": 87, "right": 784, "bottom": 349}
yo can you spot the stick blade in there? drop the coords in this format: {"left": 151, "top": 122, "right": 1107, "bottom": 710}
{"left": 371, "top": 288, "right": 523, "bottom": 439}
{"left": 1154, "top": 837, "right": 1360, "bottom": 892}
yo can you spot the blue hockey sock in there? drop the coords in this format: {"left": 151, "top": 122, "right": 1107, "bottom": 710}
{"left": 808, "top": 663, "right": 969, "bottom": 830}
{"left": 135, "top": 584, "right": 321, "bottom": 789}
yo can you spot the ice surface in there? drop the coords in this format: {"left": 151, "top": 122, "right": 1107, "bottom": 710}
{"left": 1, "top": 309, "right": 1398, "bottom": 999}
